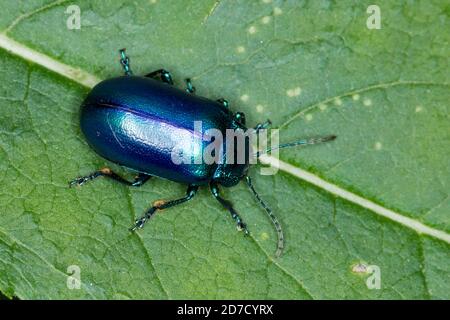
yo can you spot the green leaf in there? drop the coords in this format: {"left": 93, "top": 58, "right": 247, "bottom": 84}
{"left": 0, "top": 0, "right": 448, "bottom": 299}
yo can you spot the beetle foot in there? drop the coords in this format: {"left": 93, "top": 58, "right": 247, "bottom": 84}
{"left": 237, "top": 222, "right": 249, "bottom": 236}
{"left": 129, "top": 217, "right": 146, "bottom": 231}
{"left": 185, "top": 78, "right": 196, "bottom": 94}
{"left": 129, "top": 207, "right": 157, "bottom": 231}
{"left": 69, "top": 170, "right": 104, "bottom": 187}
{"left": 69, "top": 176, "right": 90, "bottom": 187}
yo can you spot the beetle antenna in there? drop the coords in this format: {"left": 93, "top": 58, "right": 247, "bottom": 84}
{"left": 245, "top": 176, "right": 284, "bottom": 258}
{"left": 256, "top": 135, "right": 336, "bottom": 157}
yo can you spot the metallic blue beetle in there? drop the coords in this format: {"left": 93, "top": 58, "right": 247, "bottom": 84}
{"left": 70, "top": 49, "right": 335, "bottom": 257}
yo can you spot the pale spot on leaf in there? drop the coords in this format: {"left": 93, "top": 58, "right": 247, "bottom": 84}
{"left": 374, "top": 142, "right": 382, "bottom": 150}
{"left": 274, "top": 7, "right": 283, "bottom": 15}
{"left": 261, "top": 16, "right": 271, "bottom": 24}
{"left": 352, "top": 263, "right": 368, "bottom": 274}
{"left": 260, "top": 232, "right": 270, "bottom": 240}
{"left": 286, "top": 87, "right": 301, "bottom": 97}
{"left": 240, "top": 94, "right": 249, "bottom": 102}
{"left": 363, "top": 98, "right": 372, "bottom": 106}
{"left": 236, "top": 46, "right": 246, "bottom": 53}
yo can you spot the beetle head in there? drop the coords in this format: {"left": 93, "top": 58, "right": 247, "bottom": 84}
{"left": 213, "top": 116, "right": 251, "bottom": 187}
{"left": 213, "top": 162, "right": 250, "bottom": 187}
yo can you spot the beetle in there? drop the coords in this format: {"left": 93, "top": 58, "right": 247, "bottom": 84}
{"left": 69, "top": 49, "right": 336, "bottom": 257}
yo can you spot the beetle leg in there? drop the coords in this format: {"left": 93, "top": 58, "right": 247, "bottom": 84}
{"left": 233, "top": 112, "right": 246, "bottom": 126}
{"left": 119, "top": 48, "right": 133, "bottom": 76}
{"left": 69, "top": 168, "right": 151, "bottom": 187}
{"left": 145, "top": 69, "right": 174, "bottom": 85}
{"left": 185, "top": 78, "right": 196, "bottom": 94}
{"left": 210, "top": 182, "right": 249, "bottom": 235}
{"left": 216, "top": 98, "right": 229, "bottom": 108}
{"left": 130, "top": 185, "right": 199, "bottom": 231}
{"left": 254, "top": 119, "right": 272, "bottom": 133}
